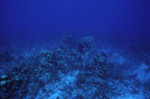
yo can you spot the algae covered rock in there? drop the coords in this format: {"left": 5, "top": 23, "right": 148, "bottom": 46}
{"left": 0, "top": 80, "right": 6, "bottom": 85}
{"left": 0, "top": 72, "right": 26, "bottom": 99}
{"left": 62, "top": 32, "right": 74, "bottom": 48}
{"left": 92, "top": 52, "right": 110, "bottom": 65}
{"left": 0, "top": 50, "right": 13, "bottom": 63}
{"left": 78, "top": 36, "right": 95, "bottom": 54}
{"left": 89, "top": 52, "right": 111, "bottom": 79}
{"left": 1, "top": 75, "right": 7, "bottom": 79}
{"left": 35, "top": 50, "right": 69, "bottom": 80}
{"left": 38, "top": 50, "right": 60, "bottom": 66}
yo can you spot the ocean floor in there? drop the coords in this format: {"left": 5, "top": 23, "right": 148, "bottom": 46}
{"left": 0, "top": 34, "right": 150, "bottom": 99}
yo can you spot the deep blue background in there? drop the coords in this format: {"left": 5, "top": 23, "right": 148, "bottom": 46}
{"left": 0, "top": 0, "right": 149, "bottom": 46}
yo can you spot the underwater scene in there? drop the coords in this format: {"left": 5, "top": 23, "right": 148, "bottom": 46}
{"left": 0, "top": 0, "right": 150, "bottom": 99}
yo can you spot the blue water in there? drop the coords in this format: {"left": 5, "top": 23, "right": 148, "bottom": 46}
{"left": 0, "top": 0, "right": 150, "bottom": 99}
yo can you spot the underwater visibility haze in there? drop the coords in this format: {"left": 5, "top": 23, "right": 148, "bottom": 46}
{"left": 0, "top": 0, "right": 150, "bottom": 99}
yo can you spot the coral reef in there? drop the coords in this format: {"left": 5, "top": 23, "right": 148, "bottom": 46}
{"left": 0, "top": 34, "right": 150, "bottom": 99}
